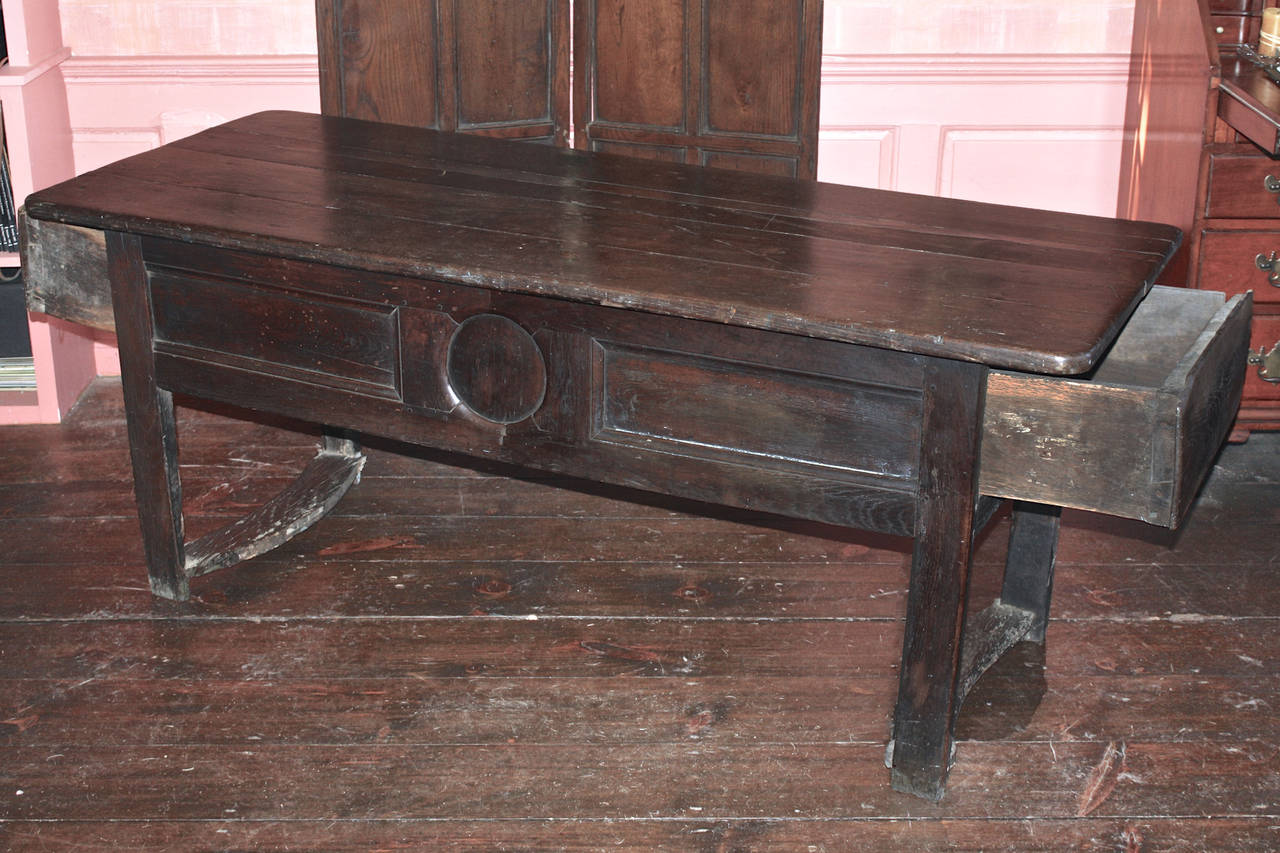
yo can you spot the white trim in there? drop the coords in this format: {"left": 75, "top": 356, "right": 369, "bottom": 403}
{"left": 820, "top": 52, "right": 1131, "bottom": 84}
{"left": 62, "top": 54, "right": 319, "bottom": 86}
{"left": 70, "top": 127, "right": 162, "bottom": 146}
{"left": 58, "top": 51, "right": 1127, "bottom": 87}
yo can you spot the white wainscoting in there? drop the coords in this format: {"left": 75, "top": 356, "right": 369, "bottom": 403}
{"left": 63, "top": 54, "right": 321, "bottom": 174}
{"left": 817, "top": 52, "right": 1132, "bottom": 217}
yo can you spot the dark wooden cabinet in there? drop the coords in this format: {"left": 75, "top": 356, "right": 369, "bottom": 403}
{"left": 1119, "top": 0, "right": 1280, "bottom": 434}
{"left": 315, "top": 0, "right": 820, "bottom": 177}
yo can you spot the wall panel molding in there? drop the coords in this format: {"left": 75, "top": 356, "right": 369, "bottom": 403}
{"left": 939, "top": 126, "right": 1124, "bottom": 212}
{"left": 820, "top": 52, "right": 1131, "bottom": 84}
{"left": 62, "top": 54, "right": 320, "bottom": 84}
{"left": 817, "top": 51, "right": 1130, "bottom": 216}
{"left": 813, "top": 126, "right": 897, "bottom": 189}
{"left": 62, "top": 53, "right": 321, "bottom": 177}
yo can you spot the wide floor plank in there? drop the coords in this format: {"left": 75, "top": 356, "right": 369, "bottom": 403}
{"left": 1, "top": 378, "right": 1277, "bottom": 850}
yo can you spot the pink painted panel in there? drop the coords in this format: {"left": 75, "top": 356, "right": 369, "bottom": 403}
{"left": 816, "top": 53, "right": 1133, "bottom": 216}
{"left": 4, "top": 0, "right": 67, "bottom": 66}
{"left": 821, "top": 0, "right": 1136, "bottom": 55}
{"left": 815, "top": 128, "right": 898, "bottom": 189}
{"left": 63, "top": 56, "right": 320, "bottom": 174}
{"left": 59, "top": 0, "right": 317, "bottom": 56}
{"left": 941, "top": 129, "right": 1124, "bottom": 216}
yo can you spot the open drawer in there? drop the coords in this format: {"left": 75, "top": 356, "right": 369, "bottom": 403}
{"left": 979, "top": 286, "right": 1253, "bottom": 528}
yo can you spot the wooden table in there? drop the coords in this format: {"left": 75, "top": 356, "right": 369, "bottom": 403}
{"left": 21, "top": 110, "right": 1251, "bottom": 800}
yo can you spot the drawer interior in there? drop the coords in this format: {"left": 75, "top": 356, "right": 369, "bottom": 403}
{"left": 1090, "top": 287, "right": 1243, "bottom": 387}
{"left": 981, "top": 286, "right": 1252, "bottom": 527}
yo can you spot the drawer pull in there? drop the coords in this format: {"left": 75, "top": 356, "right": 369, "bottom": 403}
{"left": 1249, "top": 343, "right": 1280, "bottom": 383}
{"left": 1255, "top": 252, "right": 1280, "bottom": 285}
{"left": 1265, "top": 174, "right": 1280, "bottom": 196}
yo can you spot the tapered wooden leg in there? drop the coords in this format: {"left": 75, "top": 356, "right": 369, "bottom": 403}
{"left": 108, "top": 233, "right": 368, "bottom": 599}
{"left": 1001, "top": 502, "right": 1062, "bottom": 643}
{"left": 108, "top": 232, "right": 189, "bottom": 600}
{"left": 890, "top": 358, "right": 986, "bottom": 801}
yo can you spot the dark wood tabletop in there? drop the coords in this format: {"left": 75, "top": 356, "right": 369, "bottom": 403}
{"left": 24, "top": 110, "right": 1180, "bottom": 374}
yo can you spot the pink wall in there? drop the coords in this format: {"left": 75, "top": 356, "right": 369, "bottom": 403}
{"left": 0, "top": 0, "right": 95, "bottom": 424}
{"left": 817, "top": 0, "right": 1135, "bottom": 214}
{"left": 52, "top": 0, "right": 1136, "bottom": 381}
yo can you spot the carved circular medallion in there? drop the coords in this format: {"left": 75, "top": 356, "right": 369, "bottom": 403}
{"left": 446, "top": 314, "right": 547, "bottom": 424}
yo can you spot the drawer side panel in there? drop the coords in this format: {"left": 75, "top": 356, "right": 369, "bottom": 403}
{"left": 981, "top": 290, "right": 1252, "bottom": 527}
{"left": 981, "top": 377, "right": 1165, "bottom": 522}
{"left": 1171, "top": 292, "right": 1253, "bottom": 525}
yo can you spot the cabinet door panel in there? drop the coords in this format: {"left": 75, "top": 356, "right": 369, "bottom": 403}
{"left": 317, "top": 0, "right": 569, "bottom": 143}
{"left": 594, "top": 140, "right": 688, "bottom": 163}
{"left": 453, "top": 1, "right": 561, "bottom": 131}
{"left": 705, "top": 0, "right": 801, "bottom": 138}
{"left": 576, "top": 0, "right": 822, "bottom": 178}
{"left": 591, "top": 0, "right": 687, "bottom": 129}
{"left": 702, "top": 149, "right": 797, "bottom": 177}
{"left": 317, "top": 0, "right": 440, "bottom": 128}
{"left": 318, "top": 0, "right": 818, "bottom": 166}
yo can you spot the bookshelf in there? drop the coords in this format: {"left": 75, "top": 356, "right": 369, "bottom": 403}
{"left": 0, "top": 0, "right": 94, "bottom": 423}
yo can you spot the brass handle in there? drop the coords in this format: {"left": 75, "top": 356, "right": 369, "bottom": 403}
{"left": 1249, "top": 344, "right": 1280, "bottom": 383}
{"left": 1255, "top": 252, "right": 1280, "bottom": 286}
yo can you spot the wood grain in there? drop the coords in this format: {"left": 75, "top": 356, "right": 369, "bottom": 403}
{"left": 315, "top": 0, "right": 570, "bottom": 143}
{"left": 1, "top": 380, "right": 1277, "bottom": 845}
{"left": 0, "top": 818, "right": 1275, "bottom": 851}
{"left": 574, "top": 0, "right": 822, "bottom": 177}
{"left": 24, "top": 110, "right": 1180, "bottom": 375}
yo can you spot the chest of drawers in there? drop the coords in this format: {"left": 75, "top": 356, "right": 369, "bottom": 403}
{"left": 1121, "top": 0, "right": 1280, "bottom": 435}
{"left": 1194, "top": 144, "right": 1280, "bottom": 429}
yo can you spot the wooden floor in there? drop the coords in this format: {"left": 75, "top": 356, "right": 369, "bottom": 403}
{"left": 1, "top": 378, "right": 1277, "bottom": 851}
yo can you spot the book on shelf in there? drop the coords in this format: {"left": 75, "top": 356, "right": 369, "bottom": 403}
{"left": 0, "top": 357, "right": 36, "bottom": 389}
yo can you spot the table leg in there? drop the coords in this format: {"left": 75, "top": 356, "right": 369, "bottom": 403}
{"left": 890, "top": 358, "right": 986, "bottom": 801}
{"left": 107, "top": 233, "right": 367, "bottom": 602}
{"left": 1001, "top": 502, "right": 1062, "bottom": 643}
{"left": 108, "top": 232, "right": 189, "bottom": 600}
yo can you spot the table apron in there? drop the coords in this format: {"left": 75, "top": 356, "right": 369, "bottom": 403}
{"left": 139, "top": 239, "right": 935, "bottom": 537}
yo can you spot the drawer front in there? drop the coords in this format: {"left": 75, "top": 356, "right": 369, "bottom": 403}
{"left": 1206, "top": 149, "right": 1280, "bottom": 218}
{"left": 1197, "top": 230, "right": 1280, "bottom": 304}
{"left": 594, "top": 338, "right": 922, "bottom": 482}
{"left": 149, "top": 268, "right": 401, "bottom": 395}
{"left": 1243, "top": 311, "right": 1280, "bottom": 401}
{"left": 981, "top": 287, "right": 1252, "bottom": 528}
{"left": 1210, "top": 13, "right": 1256, "bottom": 44}
{"left": 1208, "top": 0, "right": 1258, "bottom": 13}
